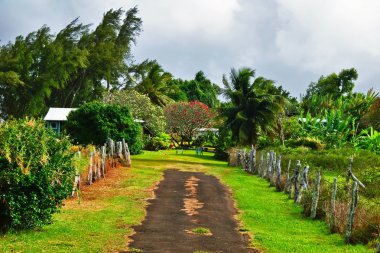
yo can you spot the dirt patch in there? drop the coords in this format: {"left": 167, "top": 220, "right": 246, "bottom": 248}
{"left": 126, "top": 170, "right": 257, "bottom": 253}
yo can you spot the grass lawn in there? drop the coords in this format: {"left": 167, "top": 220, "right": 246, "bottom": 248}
{"left": 0, "top": 149, "right": 374, "bottom": 252}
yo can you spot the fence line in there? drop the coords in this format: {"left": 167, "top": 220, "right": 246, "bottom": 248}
{"left": 232, "top": 148, "right": 379, "bottom": 251}
{"left": 71, "top": 138, "right": 131, "bottom": 198}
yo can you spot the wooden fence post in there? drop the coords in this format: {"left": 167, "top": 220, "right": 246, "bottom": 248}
{"left": 296, "top": 166, "right": 309, "bottom": 204}
{"left": 346, "top": 157, "right": 353, "bottom": 190}
{"left": 345, "top": 181, "right": 359, "bottom": 243}
{"left": 250, "top": 148, "right": 257, "bottom": 174}
{"left": 275, "top": 155, "right": 282, "bottom": 191}
{"left": 310, "top": 170, "right": 321, "bottom": 218}
{"left": 71, "top": 151, "right": 81, "bottom": 197}
{"left": 87, "top": 151, "right": 93, "bottom": 185}
{"left": 122, "top": 139, "right": 131, "bottom": 167}
{"left": 284, "top": 160, "right": 291, "bottom": 193}
{"left": 330, "top": 177, "right": 338, "bottom": 232}
{"left": 259, "top": 152, "right": 264, "bottom": 177}
{"left": 247, "top": 147, "right": 253, "bottom": 173}
{"left": 269, "top": 150, "right": 276, "bottom": 185}
{"left": 293, "top": 160, "right": 301, "bottom": 202}
{"left": 96, "top": 149, "right": 104, "bottom": 178}
{"left": 101, "top": 146, "right": 106, "bottom": 176}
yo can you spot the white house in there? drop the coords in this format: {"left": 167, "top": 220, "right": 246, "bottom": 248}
{"left": 44, "top": 108, "right": 77, "bottom": 135}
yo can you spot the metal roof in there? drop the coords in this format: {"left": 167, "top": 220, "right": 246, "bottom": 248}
{"left": 44, "top": 108, "right": 77, "bottom": 121}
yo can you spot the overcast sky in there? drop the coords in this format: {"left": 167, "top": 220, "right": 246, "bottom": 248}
{"left": 1, "top": 0, "right": 379, "bottom": 98}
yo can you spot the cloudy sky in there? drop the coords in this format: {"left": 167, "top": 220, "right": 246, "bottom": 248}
{"left": 1, "top": 0, "right": 379, "bottom": 98}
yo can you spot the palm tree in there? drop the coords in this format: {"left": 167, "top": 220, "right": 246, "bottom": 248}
{"left": 222, "top": 67, "right": 284, "bottom": 146}
{"left": 134, "top": 60, "right": 173, "bottom": 107}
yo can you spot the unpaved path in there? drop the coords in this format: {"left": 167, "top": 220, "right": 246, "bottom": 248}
{"left": 126, "top": 170, "right": 256, "bottom": 253}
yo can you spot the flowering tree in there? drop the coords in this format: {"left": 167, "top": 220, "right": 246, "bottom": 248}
{"left": 102, "top": 90, "right": 166, "bottom": 135}
{"left": 164, "top": 101, "right": 216, "bottom": 146}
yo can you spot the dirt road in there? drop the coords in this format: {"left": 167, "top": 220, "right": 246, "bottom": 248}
{"left": 126, "top": 170, "right": 256, "bottom": 253}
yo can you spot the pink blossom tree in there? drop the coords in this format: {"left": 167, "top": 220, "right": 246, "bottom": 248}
{"left": 164, "top": 101, "right": 216, "bottom": 146}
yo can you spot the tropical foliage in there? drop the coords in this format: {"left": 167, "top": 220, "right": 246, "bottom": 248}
{"left": 131, "top": 60, "right": 174, "bottom": 107}
{"left": 102, "top": 89, "right": 166, "bottom": 135}
{"left": 0, "top": 118, "right": 75, "bottom": 231}
{"left": 0, "top": 7, "right": 142, "bottom": 118}
{"left": 66, "top": 101, "right": 143, "bottom": 154}
{"left": 168, "top": 71, "right": 221, "bottom": 108}
{"left": 221, "top": 67, "right": 284, "bottom": 146}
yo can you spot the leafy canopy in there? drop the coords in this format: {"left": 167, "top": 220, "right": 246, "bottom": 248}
{"left": 164, "top": 101, "right": 216, "bottom": 146}
{"left": 0, "top": 7, "right": 142, "bottom": 118}
{"left": 102, "top": 89, "right": 166, "bottom": 135}
{"left": 0, "top": 118, "right": 75, "bottom": 231}
{"left": 66, "top": 101, "right": 143, "bottom": 154}
{"left": 222, "top": 67, "right": 284, "bottom": 146}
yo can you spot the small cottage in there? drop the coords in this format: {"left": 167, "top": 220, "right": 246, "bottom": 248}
{"left": 44, "top": 108, "right": 77, "bottom": 135}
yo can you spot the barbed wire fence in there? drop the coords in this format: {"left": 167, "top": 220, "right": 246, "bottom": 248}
{"left": 71, "top": 138, "right": 131, "bottom": 198}
{"left": 229, "top": 147, "right": 380, "bottom": 252}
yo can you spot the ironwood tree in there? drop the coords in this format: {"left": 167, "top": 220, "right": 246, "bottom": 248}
{"left": 0, "top": 7, "right": 142, "bottom": 118}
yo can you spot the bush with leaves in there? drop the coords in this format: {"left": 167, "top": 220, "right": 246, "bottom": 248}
{"left": 144, "top": 133, "right": 171, "bottom": 151}
{"left": 66, "top": 101, "right": 143, "bottom": 154}
{"left": 0, "top": 118, "right": 75, "bottom": 232}
{"left": 102, "top": 90, "right": 166, "bottom": 135}
{"left": 352, "top": 127, "right": 380, "bottom": 154}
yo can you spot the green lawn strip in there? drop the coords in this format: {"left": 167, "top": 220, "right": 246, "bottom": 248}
{"left": 0, "top": 166, "right": 164, "bottom": 253}
{"left": 133, "top": 150, "right": 372, "bottom": 253}
{"left": 0, "top": 150, "right": 374, "bottom": 252}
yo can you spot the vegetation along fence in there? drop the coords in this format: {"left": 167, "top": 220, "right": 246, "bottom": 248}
{"left": 230, "top": 148, "right": 380, "bottom": 252}
{"left": 71, "top": 138, "right": 132, "bottom": 198}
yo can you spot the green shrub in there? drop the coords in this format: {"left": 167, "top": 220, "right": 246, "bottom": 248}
{"left": 287, "top": 137, "right": 325, "bottom": 150}
{"left": 144, "top": 133, "right": 171, "bottom": 151}
{"left": 66, "top": 101, "right": 143, "bottom": 154}
{"left": 0, "top": 118, "right": 75, "bottom": 232}
{"left": 214, "top": 128, "right": 234, "bottom": 161}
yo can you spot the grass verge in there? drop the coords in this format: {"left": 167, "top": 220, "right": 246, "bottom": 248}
{"left": 0, "top": 149, "right": 374, "bottom": 252}
{"left": 131, "top": 150, "right": 372, "bottom": 253}
{"left": 0, "top": 164, "right": 164, "bottom": 253}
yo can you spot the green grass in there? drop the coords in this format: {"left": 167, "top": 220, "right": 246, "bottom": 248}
{"left": 191, "top": 227, "right": 211, "bottom": 235}
{"left": 0, "top": 166, "right": 164, "bottom": 253}
{"left": 131, "top": 150, "right": 372, "bottom": 253}
{"left": 0, "top": 149, "right": 374, "bottom": 252}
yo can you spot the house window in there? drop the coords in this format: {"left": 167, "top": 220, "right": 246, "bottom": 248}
{"left": 50, "top": 122, "right": 57, "bottom": 129}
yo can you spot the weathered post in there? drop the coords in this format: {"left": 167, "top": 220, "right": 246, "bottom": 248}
{"left": 122, "top": 138, "right": 131, "bottom": 167}
{"left": 267, "top": 151, "right": 273, "bottom": 182}
{"left": 116, "top": 141, "right": 122, "bottom": 158}
{"left": 330, "top": 177, "right": 338, "bottom": 232}
{"left": 101, "top": 146, "right": 106, "bottom": 176}
{"left": 345, "top": 181, "right": 359, "bottom": 243}
{"left": 275, "top": 155, "right": 282, "bottom": 191}
{"left": 96, "top": 149, "right": 104, "bottom": 178}
{"left": 269, "top": 150, "right": 276, "bottom": 185}
{"left": 259, "top": 152, "right": 264, "bottom": 177}
{"left": 237, "top": 151, "right": 241, "bottom": 166}
{"left": 248, "top": 148, "right": 253, "bottom": 173}
{"left": 296, "top": 166, "right": 309, "bottom": 203}
{"left": 310, "top": 170, "right": 321, "bottom": 219}
{"left": 72, "top": 151, "right": 81, "bottom": 197}
{"left": 87, "top": 151, "right": 94, "bottom": 185}
{"left": 284, "top": 160, "right": 291, "bottom": 193}
{"left": 241, "top": 149, "right": 247, "bottom": 171}
{"left": 293, "top": 160, "right": 301, "bottom": 202}
{"left": 252, "top": 148, "right": 257, "bottom": 174}
{"left": 346, "top": 157, "right": 353, "bottom": 190}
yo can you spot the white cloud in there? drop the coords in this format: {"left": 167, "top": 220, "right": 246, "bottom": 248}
{"left": 0, "top": 0, "right": 379, "bottom": 96}
{"left": 275, "top": 0, "right": 380, "bottom": 72}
